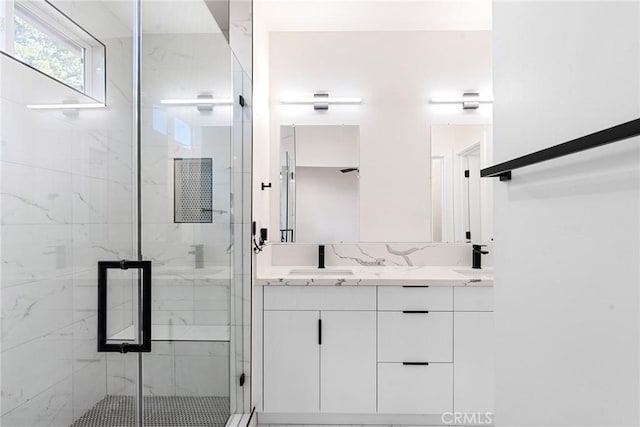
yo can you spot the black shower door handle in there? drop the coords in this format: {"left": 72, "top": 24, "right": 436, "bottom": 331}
{"left": 97, "top": 260, "right": 152, "bottom": 353}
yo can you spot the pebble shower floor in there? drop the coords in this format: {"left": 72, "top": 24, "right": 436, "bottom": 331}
{"left": 71, "top": 396, "right": 230, "bottom": 426}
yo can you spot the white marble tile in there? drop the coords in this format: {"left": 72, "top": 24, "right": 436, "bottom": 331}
{"left": 71, "top": 175, "right": 108, "bottom": 224}
{"left": 1, "top": 277, "right": 74, "bottom": 350}
{"left": 72, "top": 360, "right": 106, "bottom": 421}
{"left": 1, "top": 162, "right": 73, "bottom": 225}
{"left": 1, "top": 328, "right": 73, "bottom": 415}
{"left": 153, "top": 284, "right": 194, "bottom": 311}
{"left": 106, "top": 353, "right": 137, "bottom": 396}
{"left": 152, "top": 310, "right": 194, "bottom": 326}
{"left": 174, "top": 341, "right": 228, "bottom": 357}
{"left": 71, "top": 223, "right": 135, "bottom": 274}
{"left": 193, "top": 309, "right": 229, "bottom": 326}
{"left": 268, "top": 243, "right": 474, "bottom": 268}
{"left": 1, "top": 224, "right": 73, "bottom": 287}
{"left": 194, "top": 284, "right": 229, "bottom": 311}
{"left": 1, "top": 377, "right": 73, "bottom": 427}
{"left": 142, "top": 354, "right": 175, "bottom": 396}
{"left": 229, "top": 0, "right": 252, "bottom": 76}
{"left": 175, "top": 354, "right": 229, "bottom": 397}
{"left": 0, "top": 99, "right": 74, "bottom": 174}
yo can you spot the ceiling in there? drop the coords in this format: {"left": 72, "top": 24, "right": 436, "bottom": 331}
{"left": 255, "top": 0, "right": 492, "bottom": 32}
{"left": 99, "top": 0, "right": 223, "bottom": 35}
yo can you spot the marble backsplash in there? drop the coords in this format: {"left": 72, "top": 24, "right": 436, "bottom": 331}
{"left": 257, "top": 242, "right": 494, "bottom": 275}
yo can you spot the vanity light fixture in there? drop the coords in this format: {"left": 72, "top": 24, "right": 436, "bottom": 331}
{"left": 430, "top": 92, "right": 493, "bottom": 110}
{"left": 280, "top": 92, "right": 362, "bottom": 111}
{"left": 26, "top": 103, "right": 106, "bottom": 110}
{"left": 160, "top": 94, "right": 234, "bottom": 112}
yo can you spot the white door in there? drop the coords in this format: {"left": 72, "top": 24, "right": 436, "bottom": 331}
{"left": 264, "top": 310, "right": 320, "bottom": 412}
{"left": 320, "top": 311, "right": 376, "bottom": 413}
{"left": 454, "top": 312, "right": 494, "bottom": 413}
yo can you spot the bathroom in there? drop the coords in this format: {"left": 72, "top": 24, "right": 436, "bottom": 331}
{"left": 2, "top": 0, "right": 640, "bottom": 427}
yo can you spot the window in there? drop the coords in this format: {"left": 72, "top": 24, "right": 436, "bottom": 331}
{"left": 1, "top": 0, "right": 105, "bottom": 101}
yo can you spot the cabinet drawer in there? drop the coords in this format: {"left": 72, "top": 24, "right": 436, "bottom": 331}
{"left": 264, "top": 286, "right": 376, "bottom": 310}
{"left": 378, "top": 286, "right": 453, "bottom": 311}
{"left": 378, "top": 362, "right": 453, "bottom": 414}
{"left": 378, "top": 312, "right": 453, "bottom": 362}
{"left": 454, "top": 286, "right": 494, "bottom": 311}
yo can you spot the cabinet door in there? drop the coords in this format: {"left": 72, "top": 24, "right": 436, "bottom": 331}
{"left": 454, "top": 312, "right": 494, "bottom": 413}
{"left": 264, "top": 311, "right": 319, "bottom": 413}
{"left": 320, "top": 311, "right": 376, "bottom": 413}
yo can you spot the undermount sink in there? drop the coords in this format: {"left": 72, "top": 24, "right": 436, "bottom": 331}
{"left": 453, "top": 268, "right": 493, "bottom": 277}
{"left": 289, "top": 268, "right": 354, "bottom": 275}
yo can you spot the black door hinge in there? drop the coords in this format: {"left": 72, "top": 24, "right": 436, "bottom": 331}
{"left": 239, "top": 373, "right": 246, "bottom": 386}
{"left": 464, "top": 169, "right": 470, "bottom": 178}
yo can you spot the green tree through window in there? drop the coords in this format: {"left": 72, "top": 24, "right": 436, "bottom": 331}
{"left": 14, "top": 13, "right": 84, "bottom": 91}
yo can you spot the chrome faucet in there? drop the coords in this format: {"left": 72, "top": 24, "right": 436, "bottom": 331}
{"left": 472, "top": 244, "right": 489, "bottom": 269}
{"left": 189, "top": 244, "right": 205, "bottom": 269}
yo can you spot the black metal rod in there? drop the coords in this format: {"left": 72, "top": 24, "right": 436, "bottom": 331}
{"left": 481, "top": 118, "right": 640, "bottom": 181}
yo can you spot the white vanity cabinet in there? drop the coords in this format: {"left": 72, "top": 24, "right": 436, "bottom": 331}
{"left": 261, "top": 285, "right": 494, "bottom": 419}
{"left": 453, "top": 287, "right": 494, "bottom": 414}
{"left": 377, "top": 286, "right": 454, "bottom": 414}
{"left": 263, "top": 287, "right": 377, "bottom": 414}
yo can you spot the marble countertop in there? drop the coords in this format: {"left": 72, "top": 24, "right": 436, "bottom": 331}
{"left": 255, "top": 265, "right": 493, "bottom": 286}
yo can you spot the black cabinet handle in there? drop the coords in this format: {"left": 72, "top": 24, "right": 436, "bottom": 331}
{"left": 318, "top": 318, "right": 322, "bottom": 345}
{"left": 402, "top": 285, "right": 430, "bottom": 288}
{"left": 402, "top": 310, "right": 429, "bottom": 314}
{"left": 402, "top": 362, "right": 430, "bottom": 366}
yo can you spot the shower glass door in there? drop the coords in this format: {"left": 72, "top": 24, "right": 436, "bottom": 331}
{"left": 1, "top": 0, "right": 250, "bottom": 424}
{"left": 136, "top": 0, "right": 250, "bottom": 425}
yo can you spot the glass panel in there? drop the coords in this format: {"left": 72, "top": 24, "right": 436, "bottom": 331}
{"left": 140, "top": 0, "right": 237, "bottom": 424}
{"left": 0, "top": 0, "right": 136, "bottom": 424}
{"left": 105, "top": 269, "right": 140, "bottom": 345}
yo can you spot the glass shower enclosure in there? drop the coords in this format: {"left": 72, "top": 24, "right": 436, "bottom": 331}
{"left": 0, "top": 0, "right": 252, "bottom": 425}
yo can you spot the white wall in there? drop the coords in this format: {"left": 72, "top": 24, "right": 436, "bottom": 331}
{"left": 493, "top": 1, "right": 640, "bottom": 425}
{"left": 294, "top": 125, "right": 359, "bottom": 168}
{"left": 268, "top": 31, "right": 492, "bottom": 242}
{"left": 295, "top": 167, "right": 359, "bottom": 243}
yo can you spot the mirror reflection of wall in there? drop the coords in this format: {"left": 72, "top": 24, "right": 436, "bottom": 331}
{"left": 279, "top": 125, "right": 359, "bottom": 243}
{"left": 431, "top": 124, "right": 493, "bottom": 244}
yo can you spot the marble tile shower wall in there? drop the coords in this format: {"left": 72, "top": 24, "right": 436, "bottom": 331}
{"left": 139, "top": 34, "right": 234, "bottom": 329}
{"left": 1, "top": 29, "right": 135, "bottom": 427}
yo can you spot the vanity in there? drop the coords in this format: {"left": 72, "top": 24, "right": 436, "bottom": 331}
{"left": 255, "top": 246, "right": 494, "bottom": 425}
{"left": 256, "top": 122, "right": 494, "bottom": 424}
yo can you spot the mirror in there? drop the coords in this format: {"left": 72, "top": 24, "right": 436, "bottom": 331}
{"left": 431, "top": 124, "right": 493, "bottom": 243}
{"left": 280, "top": 125, "right": 359, "bottom": 243}
{"left": 278, "top": 123, "right": 493, "bottom": 244}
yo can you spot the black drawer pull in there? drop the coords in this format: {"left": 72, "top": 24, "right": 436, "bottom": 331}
{"left": 402, "top": 285, "right": 430, "bottom": 288}
{"left": 403, "top": 362, "right": 429, "bottom": 366}
{"left": 402, "top": 310, "right": 429, "bottom": 314}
